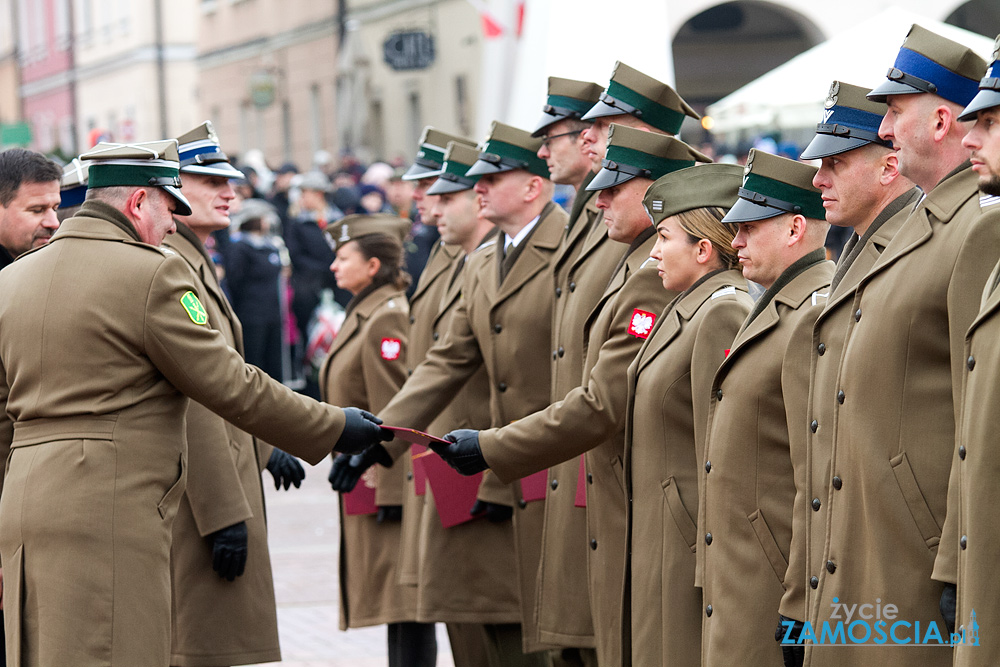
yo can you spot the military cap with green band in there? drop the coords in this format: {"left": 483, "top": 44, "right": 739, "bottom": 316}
{"left": 402, "top": 127, "right": 476, "bottom": 181}
{"left": 582, "top": 61, "right": 700, "bottom": 135}
{"left": 466, "top": 122, "right": 550, "bottom": 179}
{"left": 959, "top": 34, "right": 1000, "bottom": 121}
{"left": 867, "top": 24, "right": 986, "bottom": 106}
{"left": 59, "top": 158, "right": 89, "bottom": 209}
{"left": 81, "top": 140, "right": 192, "bottom": 216}
{"left": 722, "top": 149, "right": 825, "bottom": 224}
{"left": 643, "top": 163, "right": 745, "bottom": 226}
{"left": 587, "top": 124, "right": 711, "bottom": 191}
{"left": 800, "top": 81, "right": 893, "bottom": 160}
{"left": 175, "top": 120, "right": 244, "bottom": 179}
{"left": 331, "top": 213, "right": 411, "bottom": 248}
{"left": 426, "top": 142, "right": 482, "bottom": 195}
{"left": 532, "top": 76, "right": 605, "bottom": 137}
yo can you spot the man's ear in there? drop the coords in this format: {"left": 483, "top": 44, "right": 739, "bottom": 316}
{"left": 788, "top": 214, "right": 808, "bottom": 246}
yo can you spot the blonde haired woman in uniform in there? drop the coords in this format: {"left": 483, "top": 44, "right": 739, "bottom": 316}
{"left": 321, "top": 214, "right": 437, "bottom": 666}
{"left": 622, "top": 164, "right": 753, "bottom": 667}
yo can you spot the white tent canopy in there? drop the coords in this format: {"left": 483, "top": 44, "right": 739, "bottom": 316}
{"left": 705, "top": 7, "right": 995, "bottom": 139}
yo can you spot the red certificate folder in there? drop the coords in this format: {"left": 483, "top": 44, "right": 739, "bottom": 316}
{"left": 342, "top": 467, "right": 378, "bottom": 516}
{"left": 411, "top": 444, "right": 428, "bottom": 496}
{"left": 383, "top": 426, "right": 450, "bottom": 447}
{"left": 420, "top": 453, "right": 484, "bottom": 528}
{"left": 520, "top": 470, "right": 548, "bottom": 502}
{"left": 575, "top": 456, "right": 587, "bottom": 508}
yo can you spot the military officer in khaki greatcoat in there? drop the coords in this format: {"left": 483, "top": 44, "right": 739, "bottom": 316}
{"left": 802, "top": 26, "right": 999, "bottom": 667}
{"left": 698, "top": 150, "right": 833, "bottom": 666}
{"left": 436, "top": 127, "right": 713, "bottom": 666}
{"left": 937, "top": 37, "right": 1000, "bottom": 665}
{"left": 372, "top": 122, "right": 567, "bottom": 661}
{"left": 531, "top": 76, "right": 609, "bottom": 665}
{"left": 775, "top": 84, "right": 918, "bottom": 663}
{"left": 395, "top": 128, "right": 473, "bottom": 600}
{"left": 322, "top": 214, "right": 440, "bottom": 665}
{"left": 408, "top": 142, "right": 523, "bottom": 666}
{"left": 165, "top": 122, "right": 305, "bottom": 667}
{"left": 0, "top": 141, "right": 386, "bottom": 667}
{"left": 621, "top": 164, "right": 750, "bottom": 667}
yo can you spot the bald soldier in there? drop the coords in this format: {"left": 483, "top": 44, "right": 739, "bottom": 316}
{"left": 164, "top": 122, "right": 303, "bottom": 667}
{"left": 777, "top": 82, "right": 919, "bottom": 663}
{"left": 530, "top": 76, "right": 613, "bottom": 665}
{"left": 933, "top": 35, "right": 1000, "bottom": 666}
{"left": 698, "top": 150, "right": 833, "bottom": 666}
{"left": 803, "top": 26, "right": 999, "bottom": 667}
{"left": 435, "top": 127, "right": 711, "bottom": 666}
{"left": 0, "top": 140, "right": 387, "bottom": 667}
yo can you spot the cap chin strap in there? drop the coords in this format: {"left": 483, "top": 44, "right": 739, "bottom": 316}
{"left": 737, "top": 187, "right": 802, "bottom": 215}
{"left": 598, "top": 91, "right": 643, "bottom": 119}
{"left": 601, "top": 159, "right": 651, "bottom": 180}
{"left": 886, "top": 67, "right": 937, "bottom": 94}
{"left": 814, "top": 123, "right": 893, "bottom": 148}
{"left": 148, "top": 175, "right": 182, "bottom": 187}
{"left": 480, "top": 152, "right": 529, "bottom": 171}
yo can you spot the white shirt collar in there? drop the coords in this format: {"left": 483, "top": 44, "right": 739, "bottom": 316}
{"left": 503, "top": 215, "right": 541, "bottom": 253}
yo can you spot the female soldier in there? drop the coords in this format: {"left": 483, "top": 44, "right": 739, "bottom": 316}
{"left": 622, "top": 163, "right": 752, "bottom": 666}
{"left": 320, "top": 213, "right": 437, "bottom": 666}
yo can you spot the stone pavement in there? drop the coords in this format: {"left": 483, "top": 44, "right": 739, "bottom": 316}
{"left": 249, "top": 457, "right": 455, "bottom": 667}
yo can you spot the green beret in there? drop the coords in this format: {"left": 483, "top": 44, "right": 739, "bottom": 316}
{"left": 466, "top": 122, "right": 550, "bottom": 179}
{"left": 643, "top": 163, "right": 744, "bottom": 225}
{"left": 426, "top": 142, "right": 482, "bottom": 195}
{"left": 723, "top": 149, "right": 825, "bottom": 223}
{"left": 587, "top": 124, "right": 711, "bottom": 191}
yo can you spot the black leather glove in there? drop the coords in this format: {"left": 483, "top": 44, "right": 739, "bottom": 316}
{"left": 432, "top": 429, "right": 488, "bottom": 476}
{"left": 376, "top": 505, "right": 403, "bottom": 523}
{"left": 775, "top": 614, "right": 805, "bottom": 667}
{"left": 940, "top": 583, "right": 957, "bottom": 636}
{"left": 266, "top": 449, "right": 305, "bottom": 490}
{"left": 334, "top": 407, "right": 390, "bottom": 454}
{"left": 211, "top": 521, "right": 248, "bottom": 582}
{"left": 328, "top": 444, "right": 394, "bottom": 493}
{"left": 470, "top": 499, "right": 513, "bottom": 523}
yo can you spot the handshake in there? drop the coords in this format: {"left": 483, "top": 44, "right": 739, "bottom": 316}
{"left": 328, "top": 421, "right": 490, "bottom": 493}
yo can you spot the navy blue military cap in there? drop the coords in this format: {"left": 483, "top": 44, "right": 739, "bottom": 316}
{"left": 959, "top": 35, "right": 1000, "bottom": 121}
{"left": 801, "top": 81, "right": 892, "bottom": 160}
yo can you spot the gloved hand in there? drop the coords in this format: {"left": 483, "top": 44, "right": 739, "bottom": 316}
{"left": 328, "top": 444, "right": 394, "bottom": 493}
{"left": 334, "top": 407, "right": 390, "bottom": 454}
{"left": 775, "top": 614, "right": 804, "bottom": 667}
{"left": 376, "top": 505, "right": 403, "bottom": 523}
{"left": 266, "top": 449, "right": 305, "bottom": 490}
{"left": 432, "top": 429, "right": 488, "bottom": 476}
{"left": 470, "top": 499, "right": 513, "bottom": 523}
{"left": 940, "top": 583, "right": 957, "bottom": 635}
{"left": 211, "top": 521, "right": 248, "bottom": 582}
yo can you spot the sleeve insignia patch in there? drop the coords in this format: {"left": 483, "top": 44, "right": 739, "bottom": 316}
{"left": 180, "top": 291, "right": 208, "bottom": 325}
{"left": 627, "top": 309, "right": 656, "bottom": 339}
{"left": 380, "top": 338, "right": 402, "bottom": 360}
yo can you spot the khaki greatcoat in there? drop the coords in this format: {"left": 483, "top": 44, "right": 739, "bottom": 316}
{"left": 0, "top": 201, "right": 343, "bottom": 667}
{"left": 415, "top": 243, "right": 521, "bottom": 625}
{"left": 164, "top": 224, "right": 280, "bottom": 667}
{"left": 806, "top": 165, "right": 1000, "bottom": 667}
{"left": 623, "top": 269, "right": 751, "bottom": 667}
{"left": 479, "top": 232, "right": 676, "bottom": 665}
{"left": 379, "top": 201, "right": 568, "bottom": 652}
{"left": 949, "top": 207, "right": 1000, "bottom": 665}
{"left": 319, "top": 283, "right": 414, "bottom": 629}
{"left": 536, "top": 193, "right": 619, "bottom": 649}
{"left": 780, "top": 190, "right": 917, "bottom": 626}
{"left": 698, "top": 252, "right": 833, "bottom": 666}
{"left": 399, "top": 242, "right": 461, "bottom": 586}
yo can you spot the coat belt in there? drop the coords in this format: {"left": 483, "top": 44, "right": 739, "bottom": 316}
{"left": 11, "top": 415, "right": 119, "bottom": 448}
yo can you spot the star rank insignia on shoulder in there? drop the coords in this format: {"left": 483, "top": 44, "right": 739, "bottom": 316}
{"left": 627, "top": 309, "right": 656, "bottom": 339}
{"left": 380, "top": 338, "right": 402, "bottom": 361}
